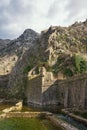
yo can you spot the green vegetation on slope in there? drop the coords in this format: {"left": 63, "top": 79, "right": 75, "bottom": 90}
{"left": 51, "top": 54, "right": 87, "bottom": 77}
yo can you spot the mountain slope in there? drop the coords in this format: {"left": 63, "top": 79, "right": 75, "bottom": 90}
{"left": 0, "top": 29, "right": 39, "bottom": 75}
{"left": 0, "top": 20, "right": 87, "bottom": 99}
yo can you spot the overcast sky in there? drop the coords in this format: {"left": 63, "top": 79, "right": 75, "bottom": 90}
{"left": 0, "top": 0, "right": 87, "bottom": 39}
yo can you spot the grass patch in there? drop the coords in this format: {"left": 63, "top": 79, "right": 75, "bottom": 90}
{"left": 0, "top": 111, "right": 3, "bottom": 115}
{"left": 0, "top": 117, "right": 63, "bottom": 130}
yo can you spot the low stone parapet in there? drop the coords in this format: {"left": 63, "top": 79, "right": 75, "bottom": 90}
{"left": 47, "top": 115, "right": 79, "bottom": 130}
{"left": 2, "top": 101, "right": 22, "bottom": 113}
{"left": 5, "top": 112, "right": 43, "bottom": 118}
{"left": 0, "top": 111, "right": 51, "bottom": 119}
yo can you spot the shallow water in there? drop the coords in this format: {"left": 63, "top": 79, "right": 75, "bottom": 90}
{"left": 57, "top": 114, "right": 87, "bottom": 130}
{"left": 0, "top": 117, "right": 63, "bottom": 130}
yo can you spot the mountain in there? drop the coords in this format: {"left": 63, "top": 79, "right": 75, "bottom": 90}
{"left": 18, "top": 29, "right": 39, "bottom": 42}
{"left": 0, "top": 20, "right": 87, "bottom": 99}
{"left": 0, "top": 29, "right": 39, "bottom": 75}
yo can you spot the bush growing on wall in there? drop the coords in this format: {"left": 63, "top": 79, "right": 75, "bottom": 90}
{"left": 73, "top": 54, "right": 87, "bottom": 73}
{"left": 23, "top": 65, "right": 33, "bottom": 74}
{"left": 79, "top": 60, "right": 87, "bottom": 73}
{"left": 63, "top": 68, "right": 73, "bottom": 77}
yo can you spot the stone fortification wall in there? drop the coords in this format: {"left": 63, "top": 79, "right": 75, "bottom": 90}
{"left": 0, "top": 75, "right": 9, "bottom": 98}
{"left": 42, "top": 72, "right": 57, "bottom": 107}
{"left": 26, "top": 75, "right": 42, "bottom": 107}
{"left": 26, "top": 72, "right": 87, "bottom": 109}
{"left": 0, "top": 75, "right": 9, "bottom": 87}
{"left": 57, "top": 73, "right": 87, "bottom": 109}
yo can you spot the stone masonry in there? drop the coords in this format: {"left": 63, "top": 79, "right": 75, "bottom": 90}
{"left": 26, "top": 67, "right": 87, "bottom": 109}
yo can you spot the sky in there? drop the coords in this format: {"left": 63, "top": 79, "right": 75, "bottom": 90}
{"left": 0, "top": 0, "right": 87, "bottom": 39}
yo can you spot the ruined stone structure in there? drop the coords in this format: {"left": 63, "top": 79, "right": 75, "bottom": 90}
{"left": 26, "top": 67, "right": 56, "bottom": 108}
{"left": 26, "top": 67, "right": 87, "bottom": 109}
{"left": 2, "top": 101, "right": 22, "bottom": 113}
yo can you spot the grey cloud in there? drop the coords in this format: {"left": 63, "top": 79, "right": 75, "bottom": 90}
{"left": 0, "top": 0, "right": 36, "bottom": 39}
{"left": 47, "top": 0, "right": 63, "bottom": 18}
{"left": 0, "top": 0, "right": 87, "bottom": 39}
{"left": 47, "top": 0, "right": 61, "bottom": 18}
{"left": 66, "top": 0, "right": 87, "bottom": 21}
{"left": 46, "top": 0, "right": 68, "bottom": 24}
{"left": 9, "top": 0, "right": 34, "bottom": 16}
{"left": 0, "top": 6, "right": 11, "bottom": 26}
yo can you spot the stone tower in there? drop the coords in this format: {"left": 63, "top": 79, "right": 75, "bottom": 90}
{"left": 26, "top": 66, "right": 56, "bottom": 107}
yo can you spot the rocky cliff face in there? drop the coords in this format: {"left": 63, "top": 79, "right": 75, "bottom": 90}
{"left": 0, "top": 20, "right": 87, "bottom": 100}
{"left": 0, "top": 29, "right": 39, "bottom": 75}
{"left": 0, "top": 39, "right": 11, "bottom": 50}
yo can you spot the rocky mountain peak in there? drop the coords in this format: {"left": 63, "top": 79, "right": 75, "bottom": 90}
{"left": 18, "top": 29, "right": 39, "bottom": 42}
{"left": 0, "top": 29, "right": 39, "bottom": 76}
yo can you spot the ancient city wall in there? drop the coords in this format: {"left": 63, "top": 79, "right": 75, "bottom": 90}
{"left": 26, "top": 75, "right": 42, "bottom": 107}
{"left": 0, "top": 75, "right": 9, "bottom": 98}
{"left": 26, "top": 72, "right": 87, "bottom": 109}
{"left": 57, "top": 73, "right": 87, "bottom": 109}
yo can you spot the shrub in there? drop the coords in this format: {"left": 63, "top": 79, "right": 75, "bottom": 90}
{"left": 23, "top": 65, "right": 32, "bottom": 74}
{"left": 73, "top": 54, "right": 87, "bottom": 73}
{"left": 63, "top": 68, "right": 73, "bottom": 77}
